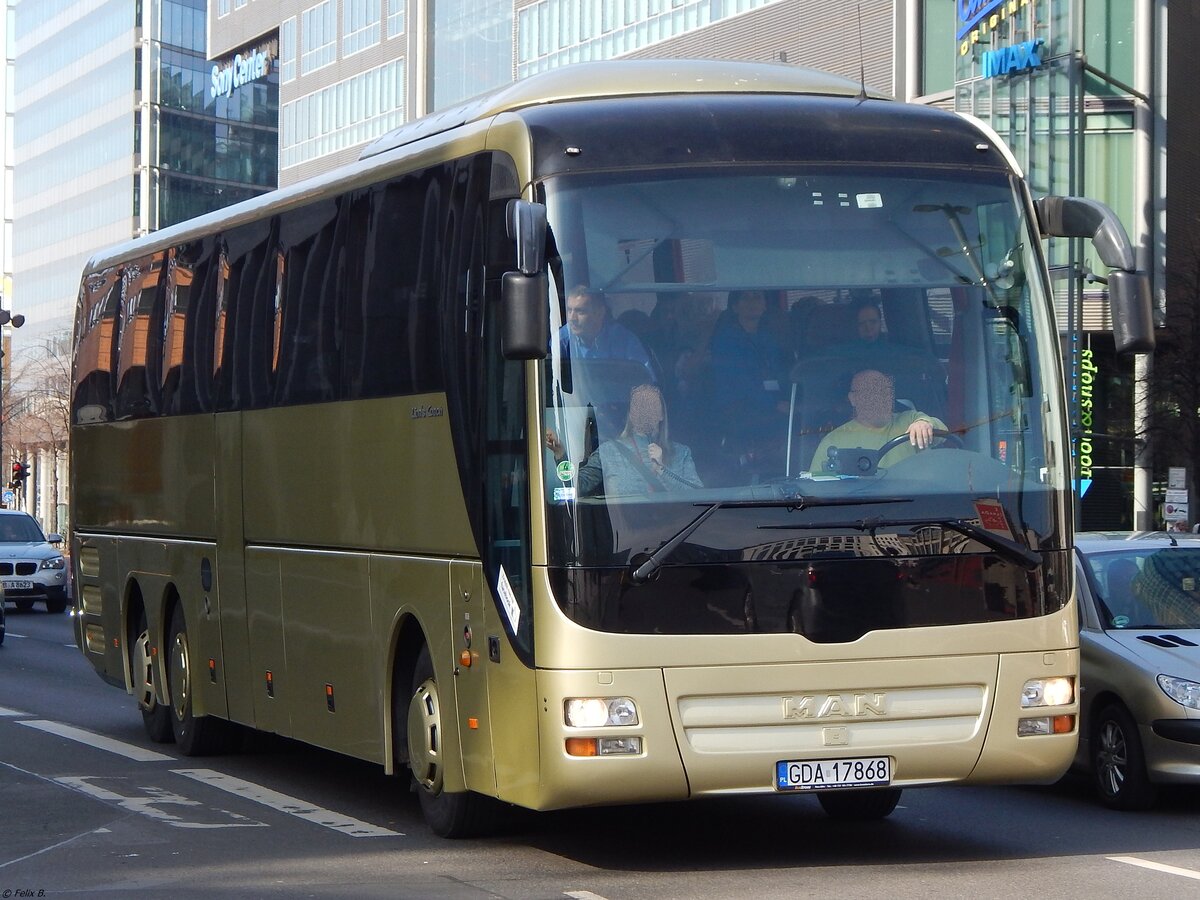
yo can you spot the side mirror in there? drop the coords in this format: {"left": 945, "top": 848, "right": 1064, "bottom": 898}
{"left": 1035, "top": 196, "right": 1155, "bottom": 354}
{"left": 501, "top": 271, "right": 549, "bottom": 360}
{"left": 506, "top": 199, "right": 547, "bottom": 276}
{"left": 47, "top": 533, "right": 63, "bottom": 544}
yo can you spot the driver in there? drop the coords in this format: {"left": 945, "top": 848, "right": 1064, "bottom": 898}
{"left": 809, "top": 369, "right": 947, "bottom": 474}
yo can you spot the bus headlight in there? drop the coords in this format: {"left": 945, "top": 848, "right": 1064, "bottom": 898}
{"left": 1020, "top": 676, "right": 1074, "bottom": 708}
{"left": 1017, "top": 676, "right": 1075, "bottom": 736}
{"left": 564, "top": 697, "right": 639, "bottom": 728}
{"left": 1157, "top": 674, "right": 1200, "bottom": 710}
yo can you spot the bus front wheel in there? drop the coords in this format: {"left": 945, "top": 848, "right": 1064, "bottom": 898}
{"left": 166, "top": 603, "right": 233, "bottom": 756}
{"left": 407, "top": 645, "right": 495, "bottom": 838}
{"left": 817, "top": 787, "right": 902, "bottom": 820}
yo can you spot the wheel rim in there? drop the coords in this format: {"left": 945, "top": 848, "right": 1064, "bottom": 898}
{"left": 134, "top": 628, "right": 156, "bottom": 711}
{"left": 408, "top": 677, "right": 444, "bottom": 793}
{"left": 1096, "top": 718, "right": 1129, "bottom": 799}
{"left": 169, "top": 628, "right": 191, "bottom": 721}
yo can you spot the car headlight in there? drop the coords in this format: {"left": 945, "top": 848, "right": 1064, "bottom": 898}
{"left": 1021, "top": 676, "right": 1075, "bottom": 708}
{"left": 564, "top": 697, "right": 639, "bottom": 728}
{"left": 40, "top": 555, "right": 66, "bottom": 571}
{"left": 1157, "top": 674, "right": 1200, "bottom": 710}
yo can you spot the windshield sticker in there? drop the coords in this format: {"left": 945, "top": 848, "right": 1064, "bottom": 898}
{"left": 856, "top": 193, "right": 883, "bottom": 209}
{"left": 973, "top": 499, "right": 1014, "bottom": 538}
{"left": 556, "top": 460, "right": 575, "bottom": 482}
{"left": 496, "top": 565, "right": 521, "bottom": 632}
{"left": 1112, "top": 615, "right": 1130, "bottom": 629}
{"left": 553, "top": 486, "right": 576, "bottom": 502}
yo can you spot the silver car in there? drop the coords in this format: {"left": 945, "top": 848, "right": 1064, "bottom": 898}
{"left": 0, "top": 509, "right": 68, "bottom": 614}
{"left": 1074, "top": 531, "right": 1200, "bottom": 809}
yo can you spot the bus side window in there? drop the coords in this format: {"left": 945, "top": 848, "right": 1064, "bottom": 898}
{"left": 71, "top": 267, "right": 122, "bottom": 425}
{"left": 113, "top": 251, "right": 167, "bottom": 420}
{"left": 274, "top": 198, "right": 343, "bottom": 406}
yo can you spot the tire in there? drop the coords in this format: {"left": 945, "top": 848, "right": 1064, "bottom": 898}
{"left": 45, "top": 598, "right": 67, "bottom": 615}
{"left": 1092, "top": 702, "right": 1157, "bottom": 811}
{"left": 407, "top": 645, "right": 497, "bottom": 838}
{"left": 166, "top": 603, "right": 234, "bottom": 756}
{"left": 15, "top": 599, "right": 33, "bottom": 612}
{"left": 133, "top": 609, "right": 173, "bottom": 744}
{"left": 817, "top": 787, "right": 903, "bottom": 821}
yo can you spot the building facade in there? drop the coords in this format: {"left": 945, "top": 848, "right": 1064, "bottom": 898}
{"left": 6, "top": 0, "right": 279, "bottom": 530}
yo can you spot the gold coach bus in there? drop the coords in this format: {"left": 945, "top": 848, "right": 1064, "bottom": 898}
{"left": 71, "top": 60, "right": 1154, "bottom": 837}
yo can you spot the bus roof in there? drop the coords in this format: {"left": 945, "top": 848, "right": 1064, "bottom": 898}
{"left": 359, "top": 59, "right": 889, "bottom": 160}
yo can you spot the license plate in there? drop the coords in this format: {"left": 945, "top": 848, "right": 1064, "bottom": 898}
{"left": 3, "top": 580, "right": 34, "bottom": 591}
{"left": 775, "top": 756, "right": 892, "bottom": 792}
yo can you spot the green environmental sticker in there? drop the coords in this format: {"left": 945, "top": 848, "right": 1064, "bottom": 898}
{"left": 556, "top": 460, "right": 575, "bottom": 482}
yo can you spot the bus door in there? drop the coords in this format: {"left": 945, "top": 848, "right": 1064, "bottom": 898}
{"left": 450, "top": 559, "right": 497, "bottom": 796}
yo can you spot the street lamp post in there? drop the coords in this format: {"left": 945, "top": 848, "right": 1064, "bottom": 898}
{"left": 0, "top": 305, "right": 26, "bottom": 508}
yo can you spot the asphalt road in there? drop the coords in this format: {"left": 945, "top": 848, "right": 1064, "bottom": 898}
{"left": 2, "top": 606, "right": 1199, "bottom": 899}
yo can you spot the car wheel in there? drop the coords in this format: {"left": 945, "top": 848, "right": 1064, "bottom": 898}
{"left": 45, "top": 598, "right": 67, "bottom": 614}
{"left": 166, "top": 603, "right": 234, "bottom": 756}
{"left": 817, "top": 787, "right": 903, "bottom": 820}
{"left": 15, "top": 599, "right": 33, "bottom": 612}
{"left": 1092, "top": 702, "right": 1157, "bottom": 810}
{"left": 133, "top": 610, "right": 173, "bottom": 744}
{"left": 407, "top": 645, "right": 497, "bottom": 837}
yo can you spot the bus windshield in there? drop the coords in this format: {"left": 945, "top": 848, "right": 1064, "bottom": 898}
{"left": 540, "top": 166, "right": 1067, "bottom": 579}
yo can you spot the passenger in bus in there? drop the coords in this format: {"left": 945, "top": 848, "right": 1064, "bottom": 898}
{"left": 708, "top": 290, "right": 792, "bottom": 460}
{"left": 808, "top": 368, "right": 946, "bottom": 474}
{"left": 549, "top": 384, "right": 701, "bottom": 496}
{"left": 852, "top": 294, "right": 886, "bottom": 345}
{"left": 559, "top": 285, "right": 653, "bottom": 373}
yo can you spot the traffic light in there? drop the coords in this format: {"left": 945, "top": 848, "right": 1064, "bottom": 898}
{"left": 9, "top": 461, "right": 28, "bottom": 490}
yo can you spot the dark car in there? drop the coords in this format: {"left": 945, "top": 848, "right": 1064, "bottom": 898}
{"left": 0, "top": 509, "right": 69, "bottom": 614}
{"left": 1073, "top": 531, "right": 1200, "bottom": 809}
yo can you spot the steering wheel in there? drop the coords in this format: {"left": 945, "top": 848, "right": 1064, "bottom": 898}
{"left": 876, "top": 429, "right": 964, "bottom": 460}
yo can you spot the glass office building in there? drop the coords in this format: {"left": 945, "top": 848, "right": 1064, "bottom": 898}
{"left": 11, "top": 0, "right": 277, "bottom": 339}
{"left": 946, "top": 0, "right": 1167, "bottom": 530}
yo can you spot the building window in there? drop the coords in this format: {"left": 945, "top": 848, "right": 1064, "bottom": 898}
{"left": 431, "top": 0, "right": 511, "bottom": 109}
{"left": 515, "top": 0, "right": 779, "bottom": 78}
{"left": 280, "top": 17, "right": 297, "bottom": 83}
{"left": 281, "top": 60, "right": 406, "bottom": 169}
{"left": 921, "top": 0, "right": 954, "bottom": 96}
{"left": 344, "top": 0, "right": 381, "bottom": 57}
{"left": 387, "top": 0, "right": 404, "bottom": 39}
{"left": 217, "top": 0, "right": 230, "bottom": 16}
{"left": 301, "top": 0, "right": 336, "bottom": 75}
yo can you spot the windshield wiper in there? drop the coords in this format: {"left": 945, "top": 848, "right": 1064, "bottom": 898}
{"left": 629, "top": 495, "right": 913, "bottom": 584}
{"left": 759, "top": 514, "right": 1041, "bottom": 570}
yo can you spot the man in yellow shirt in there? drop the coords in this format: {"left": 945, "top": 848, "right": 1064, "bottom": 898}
{"left": 809, "top": 369, "right": 946, "bottom": 474}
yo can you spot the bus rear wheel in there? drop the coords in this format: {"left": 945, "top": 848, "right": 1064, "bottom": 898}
{"left": 133, "top": 609, "right": 173, "bottom": 743}
{"left": 407, "top": 645, "right": 496, "bottom": 838}
{"left": 817, "top": 787, "right": 902, "bottom": 820}
{"left": 166, "top": 603, "right": 233, "bottom": 756}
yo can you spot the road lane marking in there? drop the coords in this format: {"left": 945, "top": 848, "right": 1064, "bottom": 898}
{"left": 565, "top": 893, "right": 611, "bottom": 900}
{"left": 56, "top": 776, "right": 268, "bottom": 829}
{"left": 0, "top": 705, "right": 30, "bottom": 716}
{"left": 174, "top": 768, "right": 402, "bottom": 837}
{"left": 1109, "top": 856, "right": 1200, "bottom": 881}
{"left": 19, "top": 719, "right": 174, "bottom": 762}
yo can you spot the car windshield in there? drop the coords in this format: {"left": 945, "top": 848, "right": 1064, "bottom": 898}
{"left": 0, "top": 515, "right": 45, "bottom": 543}
{"left": 1085, "top": 548, "right": 1200, "bottom": 629}
{"left": 539, "top": 165, "right": 1067, "bottom": 569}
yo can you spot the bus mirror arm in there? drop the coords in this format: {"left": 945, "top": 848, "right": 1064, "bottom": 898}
{"left": 501, "top": 271, "right": 549, "bottom": 360}
{"left": 1035, "top": 196, "right": 1155, "bottom": 355}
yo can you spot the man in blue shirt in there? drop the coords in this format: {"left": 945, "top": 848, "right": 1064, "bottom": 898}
{"left": 559, "top": 285, "right": 652, "bottom": 370}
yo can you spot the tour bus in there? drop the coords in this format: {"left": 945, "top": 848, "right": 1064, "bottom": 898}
{"left": 71, "top": 60, "right": 1155, "bottom": 837}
